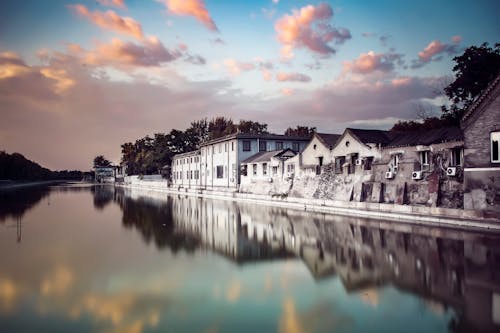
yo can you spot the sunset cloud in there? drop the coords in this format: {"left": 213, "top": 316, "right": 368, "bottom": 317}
{"left": 83, "top": 37, "right": 181, "bottom": 68}
{"left": 275, "top": 3, "right": 351, "bottom": 59}
{"left": 96, "top": 0, "right": 126, "bottom": 9}
{"left": 412, "top": 36, "right": 462, "bottom": 68}
{"left": 40, "top": 68, "right": 75, "bottom": 94}
{"left": 70, "top": 4, "right": 144, "bottom": 40}
{"left": 343, "top": 51, "right": 404, "bottom": 74}
{"left": 223, "top": 59, "right": 255, "bottom": 75}
{"left": 164, "top": 0, "right": 218, "bottom": 32}
{"left": 276, "top": 72, "right": 311, "bottom": 82}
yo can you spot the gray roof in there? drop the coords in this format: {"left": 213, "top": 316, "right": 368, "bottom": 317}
{"left": 316, "top": 133, "right": 341, "bottom": 147}
{"left": 241, "top": 149, "right": 296, "bottom": 164}
{"left": 347, "top": 128, "right": 392, "bottom": 145}
{"left": 386, "top": 126, "right": 463, "bottom": 148}
{"left": 201, "top": 133, "right": 311, "bottom": 146}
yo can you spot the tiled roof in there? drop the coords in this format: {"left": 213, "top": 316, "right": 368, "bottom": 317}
{"left": 347, "top": 128, "right": 392, "bottom": 145}
{"left": 241, "top": 149, "right": 296, "bottom": 164}
{"left": 386, "top": 126, "right": 463, "bottom": 148}
{"left": 316, "top": 133, "right": 341, "bottom": 147}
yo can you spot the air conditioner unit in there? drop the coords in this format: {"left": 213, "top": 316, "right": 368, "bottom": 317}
{"left": 412, "top": 170, "right": 424, "bottom": 180}
{"left": 447, "top": 167, "right": 457, "bottom": 176}
{"left": 355, "top": 159, "right": 363, "bottom": 166}
{"left": 268, "top": 177, "right": 273, "bottom": 183}
{"left": 385, "top": 171, "right": 395, "bottom": 179}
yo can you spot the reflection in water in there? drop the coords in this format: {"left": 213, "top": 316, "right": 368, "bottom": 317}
{"left": 0, "top": 187, "right": 51, "bottom": 222}
{"left": 114, "top": 187, "right": 500, "bottom": 333}
{"left": 0, "top": 184, "right": 499, "bottom": 333}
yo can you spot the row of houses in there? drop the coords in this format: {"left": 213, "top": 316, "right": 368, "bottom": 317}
{"left": 170, "top": 74, "right": 499, "bottom": 214}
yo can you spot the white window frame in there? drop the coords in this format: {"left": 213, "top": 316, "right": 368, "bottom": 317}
{"left": 491, "top": 131, "right": 500, "bottom": 163}
{"left": 419, "top": 151, "right": 430, "bottom": 171}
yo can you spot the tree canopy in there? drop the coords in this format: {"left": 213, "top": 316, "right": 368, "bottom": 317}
{"left": 93, "top": 155, "right": 112, "bottom": 168}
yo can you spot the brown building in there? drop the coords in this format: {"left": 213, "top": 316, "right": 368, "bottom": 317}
{"left": 461, "top": 74, "right": 500, "bottom": 215}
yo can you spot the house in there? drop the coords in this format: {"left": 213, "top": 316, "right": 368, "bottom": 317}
{"left": 94, "top": 166, "right": 116, "bottom": 183}
{"left": 461, "top": 74, "right": 500, "bottom": 214}
{"left": 239, "top": 149, "right": 297, "bottom": 193}
{"left": 171, "top": 150, "right": 201, "bottom": 188}
{"left": 171, "top": 133, "right": 310, "bottom": 190}
{"left": 284, "top": 132, "right": 340, "bottom": 178}
{"left": 330, "top": 128, "right": 391, "bottom": 175}
{"left": 376, "top": 127, "right": 464, "bottom": 207}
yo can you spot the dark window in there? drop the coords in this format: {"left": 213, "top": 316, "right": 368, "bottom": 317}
{"left": 241, "top": 165, "right": 248, "bottom": 176}
{"left": 450, "top": 148, "right": 462, "bottom": 166}
{"left": 252, "top": 164, "right": 257, "bottom": 176}
{"left": 231, "top": 141, "right": 234, "bottom": 151}
{"left": 292, "top": 142, "right": 299, "bottom": 152}
{"left": 216, "top": 165, "right": 223, "bottom": 178}
{"left": 272, "top": 166, "right": 278, "bottom": 175}
{"left": 364, "top": 157, "right": 374, "bottom": 170}
{"left": 259, "top": 140, "right": 267, "bottom": 152}
{"left": 491, "top": 132, "right": 499, "bottom": 162}
{"left": 243, "top": 140, "right": 251, "bottom": 151}
{"left": 276, "top": 141, "right": 283, "bottom": 150}
{"left": 335, "top": 156, "right": 345, "bottom": 174}
{"left": 263, "top": 163, "right": 267, "bottom": 176}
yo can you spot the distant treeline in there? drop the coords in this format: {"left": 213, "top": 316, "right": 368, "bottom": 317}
{"left": 120, "top": 116, "right": 316, "bottom": 175}
{"left": 0, "top": 151, "right": 85, "bottom": 181}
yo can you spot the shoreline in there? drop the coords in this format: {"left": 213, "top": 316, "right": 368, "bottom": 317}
{"left": 117, "top": 181, "right": 500, "bottom": 233}
{"left": 0, "top": 180, "right": 78, "bottom": 191}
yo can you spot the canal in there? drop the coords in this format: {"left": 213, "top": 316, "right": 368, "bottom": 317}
{"left": 0, "top": 184, "right": 499, "bottom": 333}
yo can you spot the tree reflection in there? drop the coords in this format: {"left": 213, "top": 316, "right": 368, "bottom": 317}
{"left": 0, "top": 187, "right": 51, "bottom": 222}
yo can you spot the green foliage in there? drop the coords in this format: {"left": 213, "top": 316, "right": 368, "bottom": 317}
{"left": 93, "top": 155, "right": 112, "bottom": 168}
{"left": 442, "top": 42, "right": 500, "bottom": 124}
{"left": 284, "top": 126, "right": 316, "bottom": 137}
{"left": 0, "top": 151, "right": 83, "bottom": 181}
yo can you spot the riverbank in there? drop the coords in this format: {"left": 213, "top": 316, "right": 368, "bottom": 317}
{"left": 0, "top": 180, "right": 76, "bottom": 191}
{"left": 117, "top": 179, "right": 500, "bottom": 232}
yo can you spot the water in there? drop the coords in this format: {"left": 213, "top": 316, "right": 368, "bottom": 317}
{"left": 0, "top": 184, "right": 499, "bottom": 333}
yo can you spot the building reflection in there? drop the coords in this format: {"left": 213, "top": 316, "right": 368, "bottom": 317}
{"left": 112, "top": 188, "right": 500, "bottom": 333}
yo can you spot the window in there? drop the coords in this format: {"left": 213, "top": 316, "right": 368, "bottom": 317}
{"left": 272, "top": 166, "right": 278, "bottom": 175}
{"left": 216, "top": 165, "right": 224, "bottom": 178}
{"left": 313, "top": 144, "right": 317, "bottom": 150}
{"left": 450, "top": 148, "right": 462, "bottom": 166}
{"left": 219, "top": 144, "right": 222, "bottom": 153}
{"left": 491, "top": 132, "right": 500, "bottom": 163}
{"left": 364, "top": 157, "right": 374, "bottom": 171}
{"left": 231, "top": 141, "right": 234, "bottom": 151}
{"left": 276, "top": 141, "right": 283, "bottom": 150}
{"left": 252, "top": 164, "right": 257, "bottom": 176}
{"left": 287, "top": 164, "right": 295, "bottom": 173}
{"left": 259, "top": 140, "right": 267, "bottom": 152}
{"left": 263, "top": 163, "right": 268, "bottom": 176}
{"left": 243, "top": 140, "right": 251, "bottom": 151}
{"left": 225, "top": 143, "right": 227, "bottom": 152}
{"left": 349, "top": 153, "right": 358, "bottom": 174}
{"left": 232, "top": 163, "right": 236, "bottom": 177}
{"left": 292, "top": 142, "right": 299, "bottom": 152}
{"left": 241, "top": 165, "right": 248, "bottom": 176}
{"left": 419, "top": 151, "right": 430, "bottom": 170}
{"left": 335, "top": 156, "right": 345, "bottom": 174}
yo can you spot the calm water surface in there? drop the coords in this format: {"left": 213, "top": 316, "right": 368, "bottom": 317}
{"left": 0, "top": 184, "right": 499, "bottom": 333}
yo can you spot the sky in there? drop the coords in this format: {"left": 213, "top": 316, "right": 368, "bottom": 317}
{"left": 0, "top": 0, "right": 498, "bottom": 170}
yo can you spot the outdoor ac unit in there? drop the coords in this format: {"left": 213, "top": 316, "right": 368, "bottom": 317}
{"left": 447, "top": 167, "right": 457, "bottom": 176}
{"left": 412, "top": 170, "right": 424, "bottom": 180}
{"left": 355, "top": 159, "right": 363, "bottom": 166}
{"left": 385, "top": 171, "right": 395, "bottom": 179}
{"left": 268, "top": 177, "right": 273, "bottom": 183}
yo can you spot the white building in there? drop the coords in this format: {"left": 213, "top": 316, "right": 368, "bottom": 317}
{"left": 240, "top": 148, "right": 297, "bottom": 185}
{"left": 171, "top": 133, "right": 310, "bottom": 189}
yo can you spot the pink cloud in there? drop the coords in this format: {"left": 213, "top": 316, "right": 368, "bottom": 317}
{"left": 164, "top": 0, "right": 218, "bottom": 32}
{"left": 274, "top": 3, "right": 351, "bottom": 59}
{"left": 96, "top": 0, "right": 126, "bottom": 9}
{"left": 412, "top": 36, "right": 461, "bottom": 68}
{"left": 70, "top": 4, "right": 144, "bottom": 40}
{"left": 281, "top": 88, "right": 294, "bottom": 96}
{"left": 276, "top": 72, "right": 311, "bottom": 82}
{"left": 262, "top": 69, "right": 272, "bottom": 81}
{"left": 223, "top": 59, "right": 255, "bottom": 75}
{"left": 83, "top": 37, "right": 181, "bottom": 68}
{"left": 343, "top": 51, "right": 403, "bottom": 74}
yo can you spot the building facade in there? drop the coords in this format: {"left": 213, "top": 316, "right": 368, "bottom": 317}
{"left": 461, "top": 74, "right": 500, "bottom": 215}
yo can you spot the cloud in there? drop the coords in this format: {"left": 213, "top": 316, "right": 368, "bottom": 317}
{"left": 223, "top": 58, "right": 255, "bottom": 75}
{"left": 276, "top": 72, "right": 311, "bottom": 82}
{"left": 210, "top": 37, "right": 225, "bottom": 45}
{"left": 164, "top": 0, "right": 218, "bottom": 32}
{"left": 281, "top": 88, "right": 294, "bottom": 96}
{"left": 343, "top": 51, "right": 404, "bottom": 74}
{"left": 274, "top": 3, "right": 351, "bottom": 59}
{"left": 82, "top": 37, "right": 182, "bottom": 68}
{"left": 184, "top": 54, "right": 206, "bottom": 65}
{"left": 69, "top": 4, "right": 144, "bottom": 40}
{"left": 96, "top": 0, "right": 126, "bottom": 9}
{"left": 411, "top": 36, "right": 462, "bottom": 68}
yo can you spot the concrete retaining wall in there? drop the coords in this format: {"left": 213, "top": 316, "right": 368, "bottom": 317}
{"left": 120, "top": 177, "right": 500, "bottom": 231}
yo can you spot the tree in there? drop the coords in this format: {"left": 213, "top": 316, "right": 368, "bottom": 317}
{"left": 442, "top": 42, "right": 500, "bottom": 124}
{"left": 284, "top": 126, "right": 316, "bottom": 137}
{"left": 208, "top": 117, "right": 237, "bottom": 140}
{"left": 93, "top": 155, "right": 112, "bottom": 168}
{"left": 237, "top": 120, "right": 268, "bottom": 134}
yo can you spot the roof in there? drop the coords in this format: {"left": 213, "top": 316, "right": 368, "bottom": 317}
{"left": 201, "top": 133, "right": 311, "bottom": 146}
{"left": 315, "top": 133, "right": 341, "bottom": 147}
{"left": 386, "top": 126, "right": 463, "bottom": 148}
{"left": 241, "top": 148, "right": 296, "bottom": 164}
{"left": 461, "top": 73, "right": 500, "bottom": 124}
{"left": 172, "top": 150, "right": 200, "bottom": 159}
{"left": 347, "top": 128, "right": 392, "bottom": 145}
